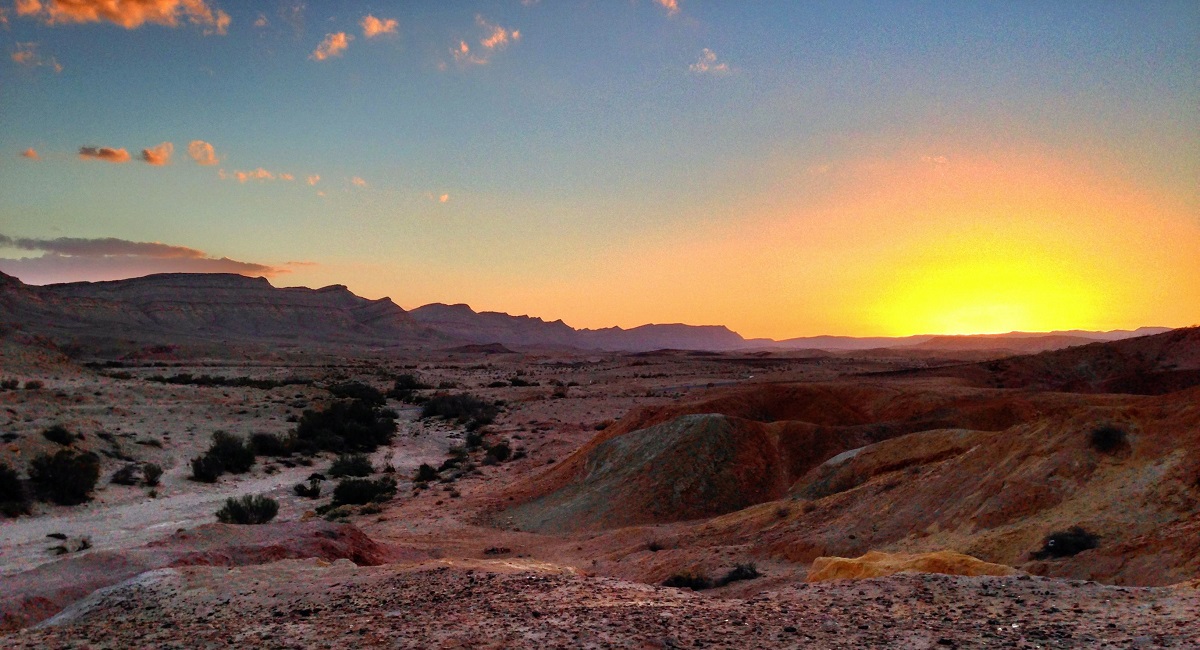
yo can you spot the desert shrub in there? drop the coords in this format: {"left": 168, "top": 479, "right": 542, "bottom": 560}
{"left": 388, "top": 374, "right": 431, "bottom": 402}
{"left": 414, "top": 463, "right": 439, "bottom": 483}
{"left": 1032, "top": 526, "right": 1100, "bottom": 559}
{"left": 509, "top": 376, "right": 538, "bottom": 387}
{"left": 42, "top": 425, "right": 75, "bottom": 446}
{"left": 663, "top": 571, "right": 713, "bottom": 590}
{"left": 329, "top": 453, "right": 373, "bottom": 478}
{"left": 205, "top": 431, "right": 255, "bottom": 474}
{"left": 190, "top": 454, "right": 224, "bottom": 482}
{"left": 465, "top": 431, "right": 484, "bottom": 449}
{"left": 294, "top": 474, "right": 323, "bottom": 498}
{"left": 1089, "top": 424, "right": 1128, "bottom": 454}
{"left": 331, "top": 476, "right": 396, "bottom": 506}
{"left": 487, "top": 381, "right": 508, "bottom": 388}
{"left": 485, "top": 441, "right": 512, "bottom": 463}
{"left": 717, "top": 563, "right": 761, "bottom": 586}
{"left": 327, "top": 381, "right": 385, "bottom": 406}
{"left": 250, "top": 432, "right": 294, "bottom": 457}
{"left": 28, "top": 449, "right": 101, "bottom": 505}
{"left": 142, "top": 463, "right": 163, "bottom": 487}
{"left": 420, "top": 393, "right": 498, "bottom": 430}
{"left": 0, "top": 462, "right": 30, "bottom": 517}
{"left": 294, "top": 399, "right": 398, "bottom": 454}
{"left": 111, "top": 463, "right": 140, "bottom": 485}
{"left": 215, "top": 494, "right": 279, "bottom": 525}
{"left": 0, "top": 378, "right": 20, "bottom": 390}
{"left": 144, "top": 374, "right": 312, "bottom": 390}
{"left": 24, "top": 380, "right": 44, "bottom": 390}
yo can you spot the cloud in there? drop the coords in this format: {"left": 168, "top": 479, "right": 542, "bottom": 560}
{"left": 16, "top": 0, "right": 230, "bottom": 34}
{"left": 921, "top": 155, "right": 949, "bottom": 165}
{"left": 350, "top": 176, "right": 367, "bottom": 188}
{"left": 361, "top": 14, "right": 397, "bottom": 38}
{"left": 306, "top": 174, "right": 320, "bottom": 186}
{"left": 451, "top": 15, "right": 520, "bottom": 66}
{"left": 12, "top": 42, "right": 63, "bottom": 73}
{"left": 234, "top": 168, "right": 275, "bottom": 183}
{"left": 140, "top": 141, "right": 173, "bottom": 165}
{"left": 79, "top": 146, "right": 131, "bottom": 163}
{"left": 253, "top": 12, "right": 267, "bottom": 28}
{"left": 311, "top": 32, "right": 352, "bottom": 61}
{"left": 0, "top": 234, "right": 288, "bottom": 284}
{"left": 279, "top": 173, "right": 294, "bottom": 181}
{"left": 689, "top": 48, "right": 729, "bottom": 75}
{"left": 21, "top": 148, "right": 39, "bottom": 160}
{"left": 655, "top": 0, "right": 680, "bottom": 17}
{"left": 439, "top": 193, "right": 450, "bottom": 203}
{"left": 187, "top": 140, "right": 219, "bottom": 165}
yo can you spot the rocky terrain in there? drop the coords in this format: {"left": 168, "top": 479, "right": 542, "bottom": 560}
{"left": 0, "top": 274, "right": 1197, "bottom": 646}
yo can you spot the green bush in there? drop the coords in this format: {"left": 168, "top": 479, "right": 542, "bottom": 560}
{"left": 332, "top": 476, "right": 396, "bottom": 506}
{"left": 142, "top": 462, "right": 163, "bottom": 487}
{"left": 29, "top": 450, "right": 101, "bottom": 505}
{"left": 0, "top": 462, "right": 30, "bottom": 517}
{"left": 42, "top": 424, "right": 75, "bottom": 446}
{"left": 327, "top": 381, "right": 386, "bottom": 406}
{"left": 190, "top": 454, "right": 224, "bottom": 482}
{"left": 294, "top": 399, "right": 397, "bottom": 454}
{"left": 1089, "top": 424, "right": 1128, "bottom": 454}
{"left": 206, "top": 431, "right": 255, "bottom": 474}
{"left": 329, "top": 453, "right": 373, "bottom": 478}
{"left": 250, "top": 432, "right": 294, "bottom": 457}
{"left": 215, "top": 494, "right": 279, "bottom": 525}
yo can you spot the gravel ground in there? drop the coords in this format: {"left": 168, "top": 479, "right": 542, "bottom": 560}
{"left": 4, "top": 559, "right": 1197, "bottom": 649}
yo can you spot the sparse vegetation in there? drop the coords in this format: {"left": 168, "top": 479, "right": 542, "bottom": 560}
{"left": 1089, "top": 424, "right": 1128, "bottom": 454}
{"left": 663, "top": 571, "right": 713, "bottom": 590}
{"left": 143, "top": 374, "right": 312, "bottom": 390}
{"left": 215, "top": 494, "right": 279, "bottom": 525}
{"left": 0, "top": 462, "right": 30, "bottom": 517}
{"left": 111, "top": 463, "right": 141, "bottom": 486}
{"left": 190, "top": 454, "right": 224, "bottom": 483}
{"left": 1032, "top": 526, "right": 1100, "bottom": 559}
{"left": 718, "top": 563, "right": 761, "bottom": 586}
{"left": 29, "top": 449, "right": 101, "bottom": 505}
{"left": 42, "top": 424, "right": 75, "bottom": 446}
{"left": 294, "top": 399, "right": 398, "bottom": 454}
{"left": 327, "top": 381, "right": 386, "bottom": 406}
{"left": 329, "top": 453, "right": 373, "bottom": 478}
{"left": 204, "top": 431, "right": 256, "bottom": 474}
{"left": 0, "top": 378, "right": 20, "bottom": 390}
{"left": 142, "top": 463, "right": 163, "bottom": 487}
{"left": 331, "top": 476, "right": 396, "bottom": 506}
{"left": 250, "top": 432, "right": 295, "bottom": 457}
{"left": 415, "top": 463, "right": 439, "bottom": 483}
{"left": 24, "top": 380, "right": 44, "bottom": 390}
{"left": 485, "top": 441, "right": 512, "bottom": 463}
{"left": 420, "top": 393, "right": 498, "bottom": 430}
{"left": 294, "top": 473, "right": 324, "bottom": 498}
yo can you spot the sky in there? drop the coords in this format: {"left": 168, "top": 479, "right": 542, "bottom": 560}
{"left": 1, "top": 0, "right": 1197, "bottom": 339}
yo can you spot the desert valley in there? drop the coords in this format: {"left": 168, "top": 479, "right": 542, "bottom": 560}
{"left": 0, "top": 271, "right": 1197, "bottom": 648}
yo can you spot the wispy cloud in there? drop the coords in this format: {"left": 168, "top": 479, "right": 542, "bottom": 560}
{"left": 187, "top": 140, "right": 219, "bottom": 165}
{"left": 21, "top": 148, "right": 39, "bottom": 160}
{"left": 311, "top": 32, "right": 352, "bottom": 61}
{"left": 361, "top": 14, "right": 397, "bottom": 38}
{"left": 253, "top": 13, "right": 267, "bottom": 28}
{"left": 439, "top": 193, "right": 450, "bottom": 203}
{"left": 450, "top": 15, "right": 520, "bottom": 66}
{"left": 655, "top": 0, "right": 680, "bottom": 17}
{"left": 140, "top": 141, "right": 173, "bottom": 165}
{"left": 279, "top": 172, "right": 295, "bottom": 181}
{"left": 921, "top": 154, "right": 949, "bottom": 166}
{"left": 689, "top": 48, "right": 729, "bottom": 75}
{"left": 306, "top": 174, "right": 320, "bottom": 186}
{"left": 0, "top": 234, "right": 290, "bottom": 284}
{"left": 350, "top": 176, "right": 368, "bottom": 188}
{"left": 232, "top": 168, "right": 275, "bottom": 183}
{"left": 79, "top": 146, "right": 131, "bottom": 163}
{"left": 16, "top": 0, "right": 230, "bottom": 35}
{"left": 11, "top": 42, "right": 62, "bottom": 73}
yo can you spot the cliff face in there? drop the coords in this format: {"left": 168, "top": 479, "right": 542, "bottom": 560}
{"left": 0, "top": 272, "right": 437, "bottom": 345}
{"left": 410, "top": 303, "right": 749, "bottom": 352}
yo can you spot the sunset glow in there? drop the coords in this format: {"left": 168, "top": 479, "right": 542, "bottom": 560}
{"left": 1, "top": 1, "right": 1197, "bottom": 338}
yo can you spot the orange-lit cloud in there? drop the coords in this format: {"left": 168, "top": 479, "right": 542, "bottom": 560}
{"left": 140, "top": 141, "right": 173, "bottom": 165}
{"left": 306, "top": 174, "right": 320, "bottom": 186}
{"left": 689, "top": 48, "right": 728, "bottom": 75}
{"left": 655, "top": 0, "right": 680, "bottom": 17}
{"left": 187, "top": 140, "right": 218, "bottom": 165}
{"left": 351, "top": 176, "right": 367, "bottom": 188}
{"left": 279, "top": 172, "right": 294, "bottom": 181}
{"left": 311, "top": 32, "right": 352, "bottom": 61}
{"left": 79, "top": 146, "right": 131, "bottom": 163}
{"left": 11, "top": 42, "right": 62, "bottom": 73}
{"left": 253, "top": 13, "right": 267, "bottom": 28}
{"left": 0, "top": 234, "right": 288, "bottom": 284}
{"left": 233, "top": 168, "right": 274, "bottom": 183}
{"left": 361, "top": 14, "right": 397, "bottom": 38}
{"left": 16, "top": 0, "right": 230, "bottom": 34}
{"left": 451, "top": 16, "right": 520, "bottom": 66}
{"left": 21, "top": 148, "right": 39, "bottom": 160}
{"left": 439, "top": 193, "right": 450, "bottom": 203}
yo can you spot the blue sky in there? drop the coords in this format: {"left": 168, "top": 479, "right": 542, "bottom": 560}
{"left": 1, "top": 1, "right": 1197, "bottom": 337}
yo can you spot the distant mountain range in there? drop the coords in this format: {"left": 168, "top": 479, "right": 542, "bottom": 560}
{"left": 0, "top": 271, "right": 1174, "bottom": 353}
